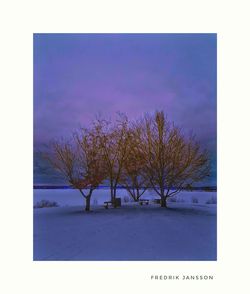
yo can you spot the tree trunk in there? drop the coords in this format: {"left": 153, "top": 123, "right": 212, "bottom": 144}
{"left": 85, "top": 195, "right": 91, "bottom": 211}
{"left": 110, "top": 181, "right": 116, "bottom": 204}
{"left": 161, "top": 197, "right": 167, "bottom": 207}
{"left": 136, "top": 188, "right": 140, "bottom": 201}
{"left": 110, "top": 187, "right": 114, "bottom": 203}
{"left": 113, "top": 186, "right": 117, "bottom": 208}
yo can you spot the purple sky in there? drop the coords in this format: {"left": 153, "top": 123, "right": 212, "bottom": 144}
{"left": 34, "top": 33, "right": 216, "bottom": 184}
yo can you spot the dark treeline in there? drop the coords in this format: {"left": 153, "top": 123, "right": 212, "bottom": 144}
{"left": 33, "top": 185, "right": 216, "bottom": 191}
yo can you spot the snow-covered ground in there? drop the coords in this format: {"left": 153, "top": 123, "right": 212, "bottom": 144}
{"left": 33, "top": 189, "right": 217, "bottom": 261}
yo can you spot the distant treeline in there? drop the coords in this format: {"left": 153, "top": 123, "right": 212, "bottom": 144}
{"left": 33, "top": 185, "right": 217, "bottom": 192}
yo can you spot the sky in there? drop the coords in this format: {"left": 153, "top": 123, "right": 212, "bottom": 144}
{"left": 34, "top": 33, "right": 217, "bottom": 185}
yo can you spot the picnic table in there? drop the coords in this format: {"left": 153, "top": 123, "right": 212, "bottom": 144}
{"left": 104, "top": 198, "right": 121, "bottom": 209}
{"left": 139, "top": 199, "right": 149, "bottom": 205}
{"left": 104, "top": 201, "right": 113, "bottom": 209}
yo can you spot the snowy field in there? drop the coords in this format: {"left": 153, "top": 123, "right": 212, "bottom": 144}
{"left": 33, "top": 189, "right": 217, "bottom": 261}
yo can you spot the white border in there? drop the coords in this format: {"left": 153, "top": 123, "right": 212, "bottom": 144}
{"left": 1, "top": 0, "right": 250, "bottom": 293}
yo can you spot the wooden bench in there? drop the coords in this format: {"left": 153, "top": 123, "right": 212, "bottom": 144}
{"left": 139, "top": 199, "right": 149, "bottom": 205}
{"left": 104, "top": 201, "right": 113, "bottom": 209}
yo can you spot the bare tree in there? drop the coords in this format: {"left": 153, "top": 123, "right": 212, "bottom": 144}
{"left": 93, "top": 114, "right": 129, "bottom": 207}
{"left": 45, "top": 129, "right": 105, "bottom": 211}
{"left": 120, "top": 126, "right": 149, "bottom": 201}
{"left": 139, "top": 111, "right": 209, "bottom": 207}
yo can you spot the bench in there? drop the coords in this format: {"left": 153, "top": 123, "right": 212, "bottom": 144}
{"left": 139, "top": 199, "right": 149, "bottom": 205}
{"left": 104, "top": 201, "right": 113, "bottom": 209}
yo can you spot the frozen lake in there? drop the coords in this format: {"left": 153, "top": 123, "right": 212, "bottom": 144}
{"left": 33, "top": 188, "right": 217, "bottom": 207}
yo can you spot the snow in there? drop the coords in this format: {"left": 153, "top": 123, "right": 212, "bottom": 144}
{"left": 33, "top": 189, "right": 217, "bottom": 261}
{"left": 34, "top": 188, "right": 216, "bottom": 206}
